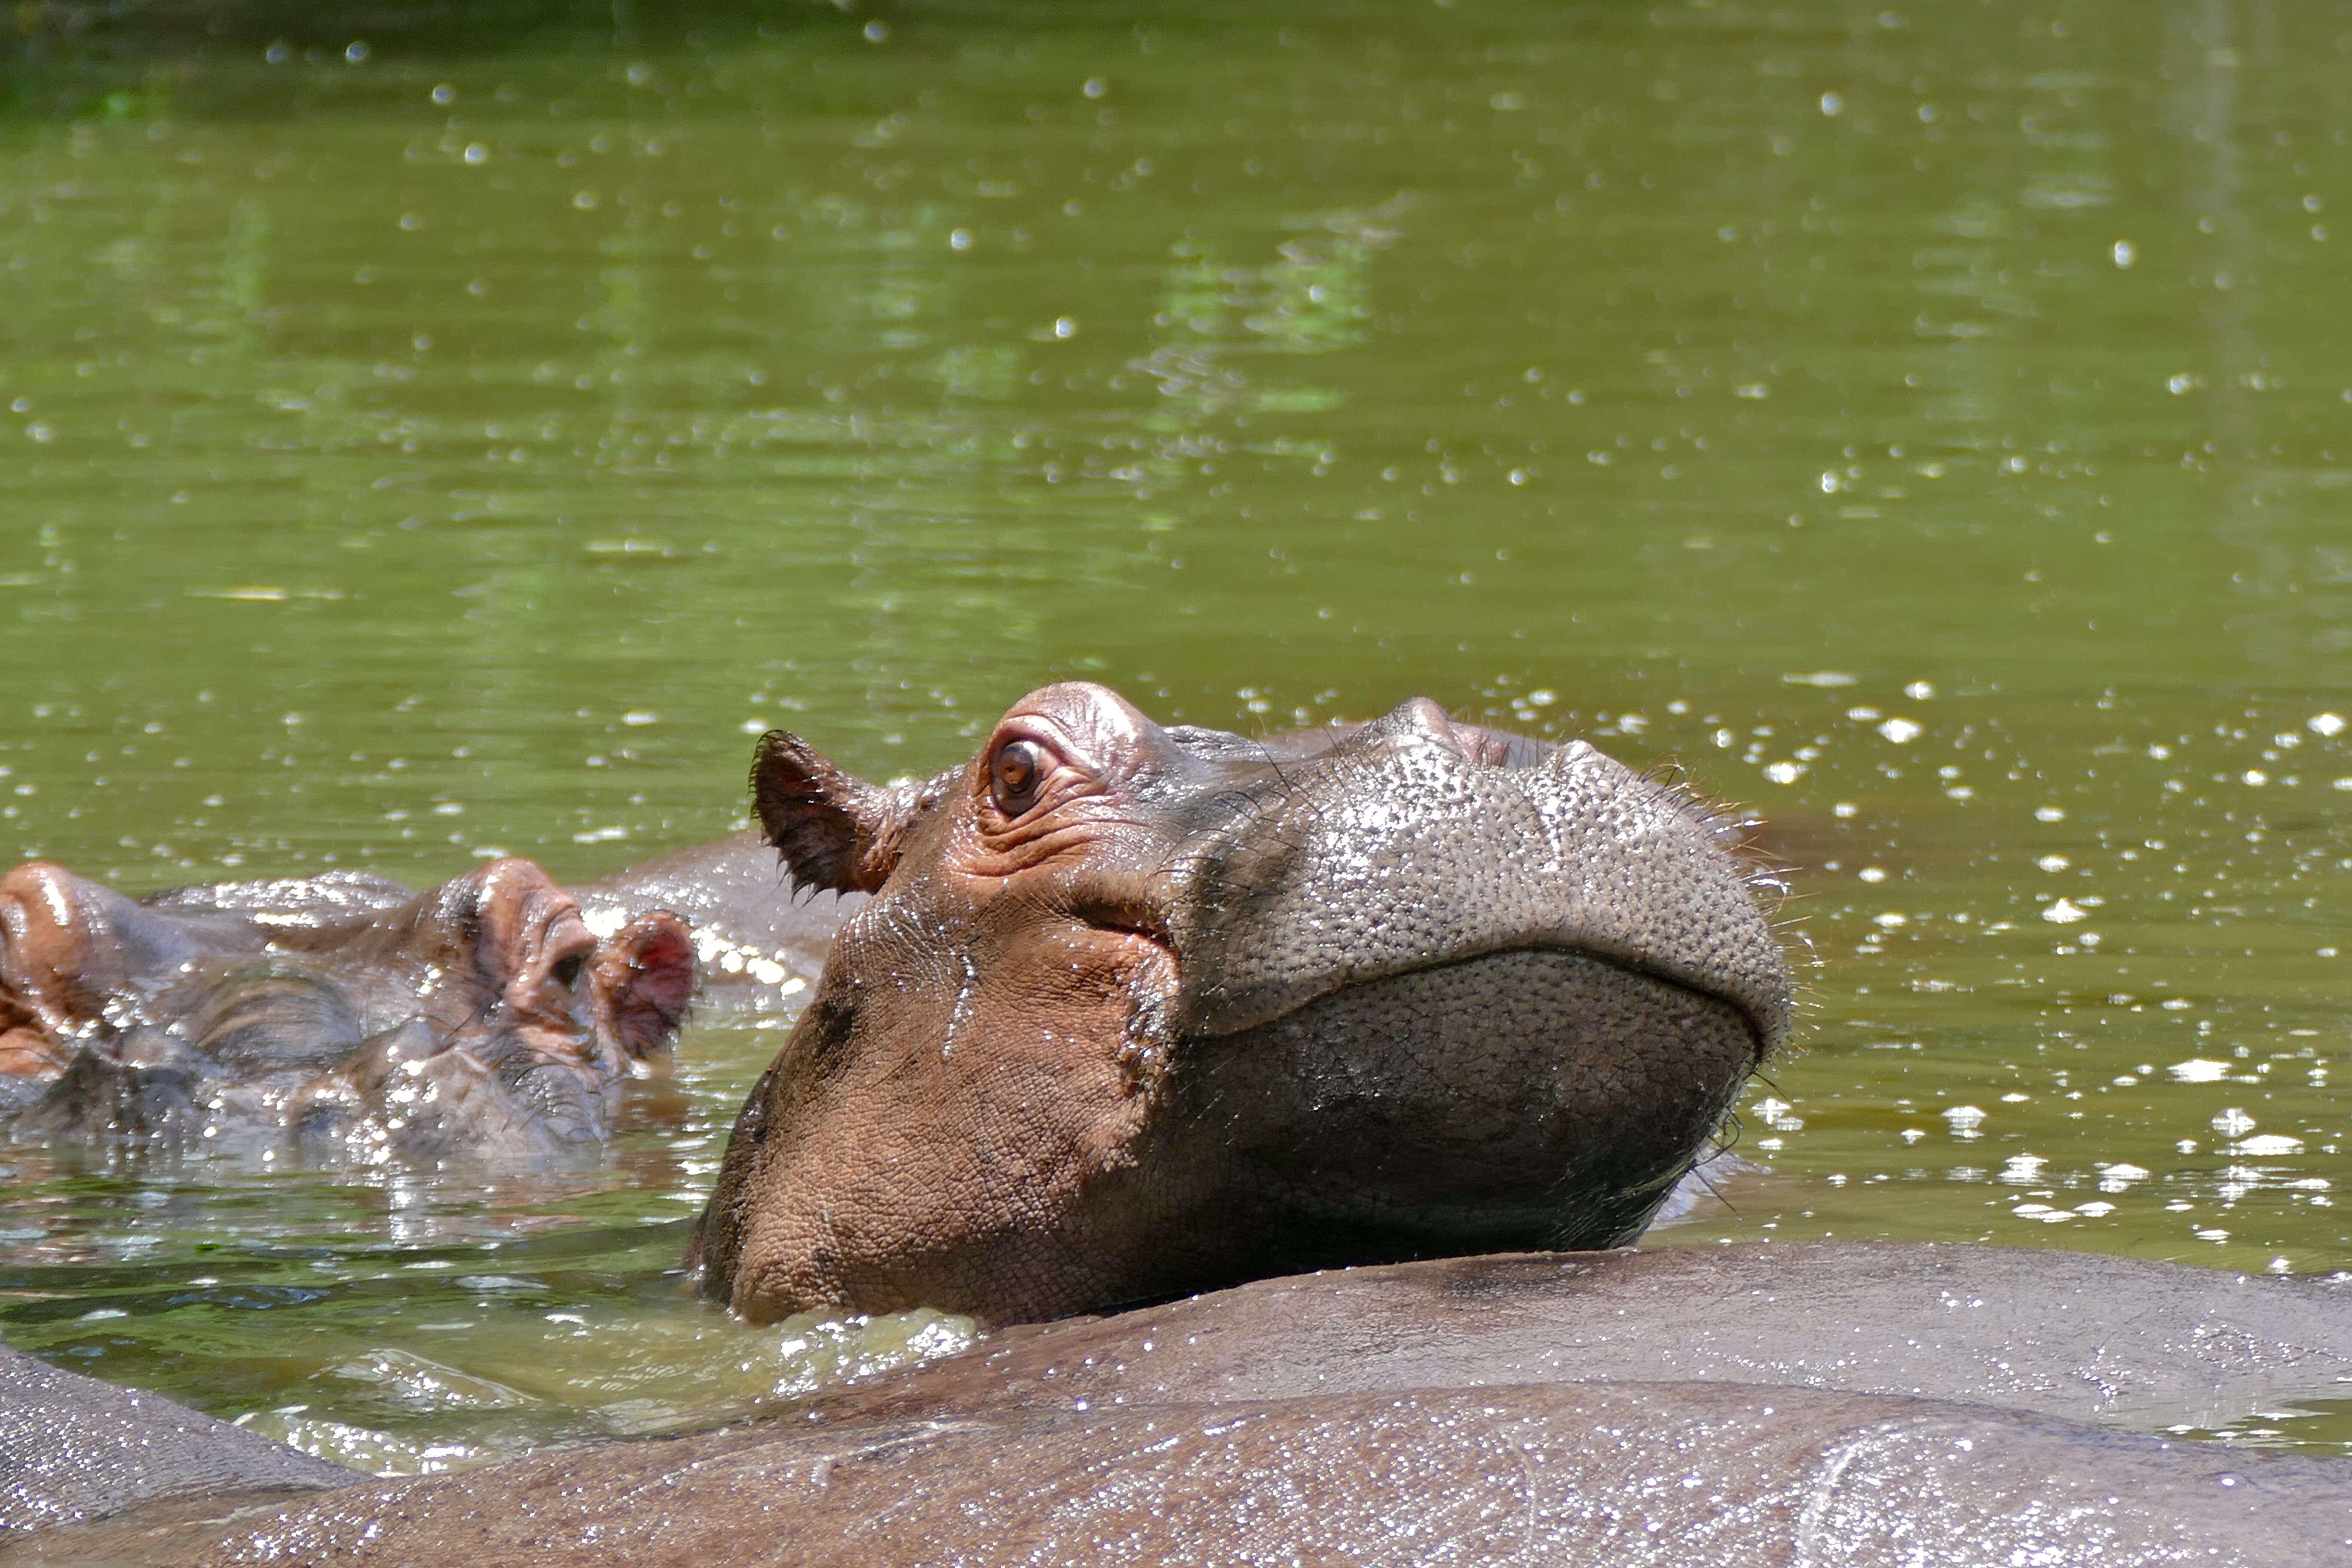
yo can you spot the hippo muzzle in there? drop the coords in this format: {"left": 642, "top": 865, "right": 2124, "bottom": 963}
{"left": 695, "top": 682, "right": 1789, "bottom": 1325}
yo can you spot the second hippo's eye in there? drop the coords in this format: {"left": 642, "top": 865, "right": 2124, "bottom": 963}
{"left": 551, "top": 951, "right": 586, "bottom": 989}
{"left": 990, "top": 739, "right": 1048, "bottom": 816}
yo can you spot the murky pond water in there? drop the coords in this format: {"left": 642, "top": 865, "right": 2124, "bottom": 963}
{"left": 5, "top": 0, "right": 2352, "bottom": 1465}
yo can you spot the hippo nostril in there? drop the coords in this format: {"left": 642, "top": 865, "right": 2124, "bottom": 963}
{"left": 1383, "top": 696, "right": 1467, "bottom": 757}
{"left": 1368, "top": 698, "right": 1547, "bottom": 768}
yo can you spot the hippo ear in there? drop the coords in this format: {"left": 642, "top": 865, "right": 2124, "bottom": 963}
{"left": 592, "top": 911, "right": 695, "bottom": 1061}
{"left": 0, "top": 861, "right": 202, "bottom": 1069}
{"left": 750, "top": 732, "right": 918, "bottom": 894}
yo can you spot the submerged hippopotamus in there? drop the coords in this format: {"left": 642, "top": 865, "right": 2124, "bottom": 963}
{"left": 694, "top": 682, "right": 1791, "bottom": 1323}
{"left": 0, "top": 833, "right": 857, "bottom": 1164}
{"left": 12, "top": 1243, "right": 2352, "bottom": 1563}
{"left": 0, "top": 855, "right": 698, "bottom": 1161}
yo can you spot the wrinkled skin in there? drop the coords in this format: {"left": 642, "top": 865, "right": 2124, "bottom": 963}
{"left": 0, "top": 855, "right": 695, "bottom": 1162}
{"left": 12, "top": 1244, "right": 2352, "bottom": 1565}
{"left": 695, "top": 682, "right": 1792, "bottom": 1324}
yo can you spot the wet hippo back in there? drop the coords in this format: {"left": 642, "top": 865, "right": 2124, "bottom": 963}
{"left": 140, "top": 869, "right": 419, "bottom": 924}
{"left": 815, "top": 1240, "right": 2352, "bottom": 1435}
{"left": 12, "top": 1244, "right": 2352, "bottom": 1564}
{"left": 16, "top": 1378, "right": 2352, "bottom": 1566}
{"left": 0, "top": 1340, "right": 351, "bottom": 1533}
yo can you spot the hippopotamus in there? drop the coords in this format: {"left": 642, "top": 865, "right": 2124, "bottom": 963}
{"left": 11, "top": 1243, "right": 2352, "bottom": 1563}
{"left": 0, "top": 830, "right": 858, "bottom": 1164}
{"left": 693, "top": 681, "right": 1792, "bottom": 1324}
{"left": 0, "top": 854, "right": 700, "bottom": 1161}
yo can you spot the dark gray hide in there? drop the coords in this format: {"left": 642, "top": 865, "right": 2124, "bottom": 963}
{"left": 15, "top": 1245, "right": 2352, "bottom": 1564}
{"left": 818, "top": 1240, "right": 2352, "bottom": 1436}
{"left": 1165, "top": 700, "right": 1789, "bottom": 1047}
{"left": 13, "top": 1381, "right": 2352, "bottom": 1566}
{"left": 0, "top": 1339, "right": 352, "bottom": 1534}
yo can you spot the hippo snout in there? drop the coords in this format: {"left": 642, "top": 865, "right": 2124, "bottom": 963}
{"left": 1166, "top": 695, "right": 1789, "bottom": 1053}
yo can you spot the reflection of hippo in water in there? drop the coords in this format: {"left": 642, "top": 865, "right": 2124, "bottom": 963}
{"left": 695, "top": 681, "right": 1790, "bottom": 1323}
{"left": 0, "top": 829, "right": 860, "bottom": 1164}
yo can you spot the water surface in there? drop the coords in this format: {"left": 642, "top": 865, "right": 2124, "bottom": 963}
{"left": 6, "top": 0, "right": 2352, "bottom": 1464}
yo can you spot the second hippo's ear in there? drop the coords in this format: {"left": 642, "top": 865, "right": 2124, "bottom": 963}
{"left": 750, "top": 731, "right": 925, "bottom": 894}
{"left": 592, "top": 911, "right": 695, "bottom": 1061}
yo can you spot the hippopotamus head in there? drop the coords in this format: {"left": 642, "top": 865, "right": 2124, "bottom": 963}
{"left": 0, "top": 856, "right": 695, "bottom": 1161}
{"left": 695, "top": 682, "right": 1789, "bottom": 1324}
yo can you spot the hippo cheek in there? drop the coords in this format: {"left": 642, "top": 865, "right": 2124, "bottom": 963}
{"left": 723, "top": 923, "right": 1178, "bottom": 1325}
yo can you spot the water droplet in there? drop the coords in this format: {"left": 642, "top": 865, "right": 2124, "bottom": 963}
{"left": 2235, "top": 1134, "right": 2302, "bottom": 1157}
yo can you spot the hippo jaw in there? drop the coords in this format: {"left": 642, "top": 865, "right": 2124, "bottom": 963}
{"left": 696, "top": 682, "right": 1789, "bottom": 1326}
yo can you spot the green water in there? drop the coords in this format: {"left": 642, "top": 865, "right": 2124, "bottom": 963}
{"left": 5, "top": 0, "right": 2352, "bottom": 1466}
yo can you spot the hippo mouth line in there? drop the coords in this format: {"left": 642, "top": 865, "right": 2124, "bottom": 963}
{"left": 1228, "top": 944, "right": 1773, "bottom": 1054}
{"left": 1063, "top": 899, "right": 1776, "bottom": 1058}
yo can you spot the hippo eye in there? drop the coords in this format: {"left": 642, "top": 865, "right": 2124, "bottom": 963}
{"left": 551, "top": 951, "right": 586, "bottom": 989}
{"left": 990, "top": 739, "right": 1047, "bottom": 815}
